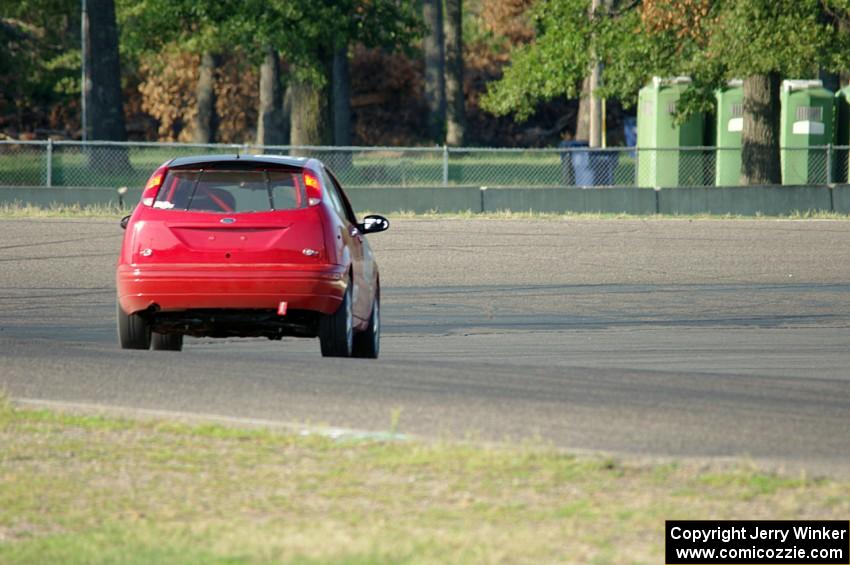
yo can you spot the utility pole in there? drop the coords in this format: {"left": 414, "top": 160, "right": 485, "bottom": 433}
{"left": 588, "top": 0, "right": 602, "bottom": 148}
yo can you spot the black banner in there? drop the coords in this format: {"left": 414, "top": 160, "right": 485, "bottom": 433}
{"left": 666, "top": 520, "right": 849, "bottom": 564}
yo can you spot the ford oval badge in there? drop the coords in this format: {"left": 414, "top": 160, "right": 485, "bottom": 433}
{"left": 220, "top": 217, "right": 236, "bottom": 224}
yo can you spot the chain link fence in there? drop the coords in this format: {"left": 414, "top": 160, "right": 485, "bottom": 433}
{"left": 1, "top": 140, "right": 847, "bottom": 189}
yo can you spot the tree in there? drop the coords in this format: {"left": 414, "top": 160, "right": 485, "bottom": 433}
{"left": 693, "top": 0, "right": 850, "bottom": 183}
{"left": 279, "top": 1, "right": 421, "bottom": 146}
{"left": 119, "top": 0, "right": 236, "bottom": 142}
{"left": 121, "top": 0, "right": 421, "bottom": 146}
{"left": 482, "top": 0, "right": 850, "bottom": 184}
{"left": 193, "top": 51, "right": 219, "bottom": 144}
{"left": 422, "top": 0, "right": 446, "bottom": 142}
{"left": 481, "top": 0, "right": 645, "bottom": 121}
{"left": 85, "top": 0, "right": 127, "bottom": 142}
{"left": 83, "top": 0, "right": 130, "bottom": 172}
{"left": 332, "top": 46, "right": 352, "bottom": 146}
{"left": 237, "top": 0, "right": 421, "bottom": 147}
{"left": 290, "top": 62, "right": 333, "bottom": 146}
{"left": 575, "top": 77, "right": 591, "bottom": 141}
{"left": 740, "top": 73, "right": 781, "bottom": 184}
{"left": 257, "top": 47, "right": 286, "bottom": 146}
{"left": 444, "top": 0, "right": 465, "bottom": 146}
{"left": 0, "top": 0, "right": 83, "bottom": 137}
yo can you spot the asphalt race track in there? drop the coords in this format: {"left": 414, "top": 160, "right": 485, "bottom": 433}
{"left": 1, "top": 217, "right": 849, "bottom": 477}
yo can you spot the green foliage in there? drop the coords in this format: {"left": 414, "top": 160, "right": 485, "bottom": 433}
{"left": 481, "top": 0, "right": 592, "bottom": 120}
{"left": 676, "top": 0, "right": 850, "bottom": 119}
{"left": 118, "top": 0, "right": 422, "bottom": 82}
{"left": 481, "top": 0, "right": 683, "bottom": 119}
{"left": 707, "top": 0, "right": 843, "bottom": 77}
{"left": 0, "top": 0, "right": 81, "bottom": 127}
{"left": 482, "top": 0, "right": 850, "bottom": 122}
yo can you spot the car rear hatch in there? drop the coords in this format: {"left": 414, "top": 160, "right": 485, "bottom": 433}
{"left": 129, "top": 162, "right": 327, "bottom": 266}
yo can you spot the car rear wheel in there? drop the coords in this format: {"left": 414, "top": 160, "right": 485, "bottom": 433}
{"left": 152, "top": 332, "right": 183, "bottom": 351}
{"left": 319, "top": 282, "right": 353, "bottom": 357}
{"left": 353, "top": 293, "right": 380, "bottom": 359}
{"left": 117, "top": 303, "right": 151, "bottom": 350}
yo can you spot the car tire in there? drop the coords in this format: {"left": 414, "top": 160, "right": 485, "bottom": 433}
{"left": 152, "top": 332, "right": 183, "bottom": 351}
{"left": 319, "top": 282, "right": 353, "bottom": 357}
{"left": 352, "top": 292, "right": 380, "bottom": 359}
{"left": 117, "top": 303, "right": 151, "bottom": 350}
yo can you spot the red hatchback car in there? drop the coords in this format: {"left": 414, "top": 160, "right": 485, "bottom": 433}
{"left": 116, "top": 155, "right": 388, "bottom": 358}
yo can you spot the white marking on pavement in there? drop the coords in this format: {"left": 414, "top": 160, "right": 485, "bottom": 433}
{"left": 12, "top": 397, "right": 410, "bottom": 442}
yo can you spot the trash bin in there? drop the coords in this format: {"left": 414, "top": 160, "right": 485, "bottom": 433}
{"left": 559, "top": 141, "right": 620, "bottom": 186}
{"left": 589, "top": 150, "right": 619, "bottom": 186}
{"left": 623, "top": 116, "right": 637, "bottom": 151}
{"left": 571, "top": 147, "right": 594, "bottom": 186}
{"left": 559, "top": 140, "right": 589, "bottom": 186}
{"left": 715, "top": 80, "right": 743, "bottom": 186}
{"left": 780, "top": 79, "right": 834, "bottom": 185}
{"left": 636, "top": 76, "right": 706, "bottom": 188}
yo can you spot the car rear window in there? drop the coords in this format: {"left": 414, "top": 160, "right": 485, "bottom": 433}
{"left": 153, "top": 169, "right": 304, "bottom": 213}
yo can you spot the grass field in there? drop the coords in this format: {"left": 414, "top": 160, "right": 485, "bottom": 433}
{"left": 1, "top": 143, "right": 840, "bottom": 190}
{"left": 0, "top": 145, "right": 638, "bottom": 189}
{"left": 1, "top": 399, "right": 848, "bottom": 564}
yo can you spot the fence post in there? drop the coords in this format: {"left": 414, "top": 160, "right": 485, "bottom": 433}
{"left": 826, "top": 144, "right": 832, "bottom": 185}
{"left": 45, "top": 139, "right": 53, "bottom": 187}
{"left": 442, "top": 145, "right": 449, "bottom": 187}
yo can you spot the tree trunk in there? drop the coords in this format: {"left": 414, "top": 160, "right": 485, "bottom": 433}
{"left": 332, "top": 45, "right": 351, "bottom": 146}
{"left": 444, "top": 0, "right": 465, "bottom": 146}
{"left": 256, "top": 47, "right": 285, "bottom": 147}
{"left": 85, "top": 0, "right": 126, "bottom": 142}
{"left": 423, "top": 0, "right": 446, "bottom": 142}
{"left": 282, "top": 84, "right": 292, "bottom": 145}
{"left": 290, "top": 64, "right": 332, "bottom": 148}
{"left": 194, "top": 52, "right": 220, "bottom": 144}
{"left": 741, "top": 73, "right": 781, "bottom": 185}
{"left": 575, "top": 76, "right": 591, "bottom": 141}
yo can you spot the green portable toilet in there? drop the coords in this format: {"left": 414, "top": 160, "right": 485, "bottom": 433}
{"left": 715, "top": 80, "right": 743, "bottom": 186}
{"left": 834, "top": 84, "right": 850, "bottom": 183}
{"left": 637, "top": 76, "right": 706, "bottom": 188}
{"left": 780, "top": 79, "right": 834, "bottom": 185}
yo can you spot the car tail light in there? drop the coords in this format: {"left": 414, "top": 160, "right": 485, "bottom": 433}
{"left": 141, "top": 163, "right": 169, "bottom": 206}
{"left": 303, "top": 171, "right": 321, "bottom": 206}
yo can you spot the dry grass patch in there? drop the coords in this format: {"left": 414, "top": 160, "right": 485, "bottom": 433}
{"left": 0, "top": 202, "right": 127, "bottom": 218}
{"left": 2, "top": 202, "right": 850, "bottom": 220}
{"left": 1, "top": 400, "right": 848, "bottom": 564}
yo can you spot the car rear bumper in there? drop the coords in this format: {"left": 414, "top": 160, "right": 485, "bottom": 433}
{"left": 116, "top": 263, "right": 347, "bottom": 315}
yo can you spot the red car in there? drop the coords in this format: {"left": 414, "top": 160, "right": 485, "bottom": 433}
{"left": 116, "top": 155, "right": 388, "bottom": 358}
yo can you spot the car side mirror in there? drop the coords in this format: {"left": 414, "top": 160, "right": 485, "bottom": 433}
{"left": 120, "top": 215, "right": 131, "bottom": 230}
{"left": 358, "top": 214, "right": 389, "bottom": 234}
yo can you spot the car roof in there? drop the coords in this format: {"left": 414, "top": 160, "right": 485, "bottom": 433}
{"left": 167, "top": 154, "right": 314, "bottom": 169}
